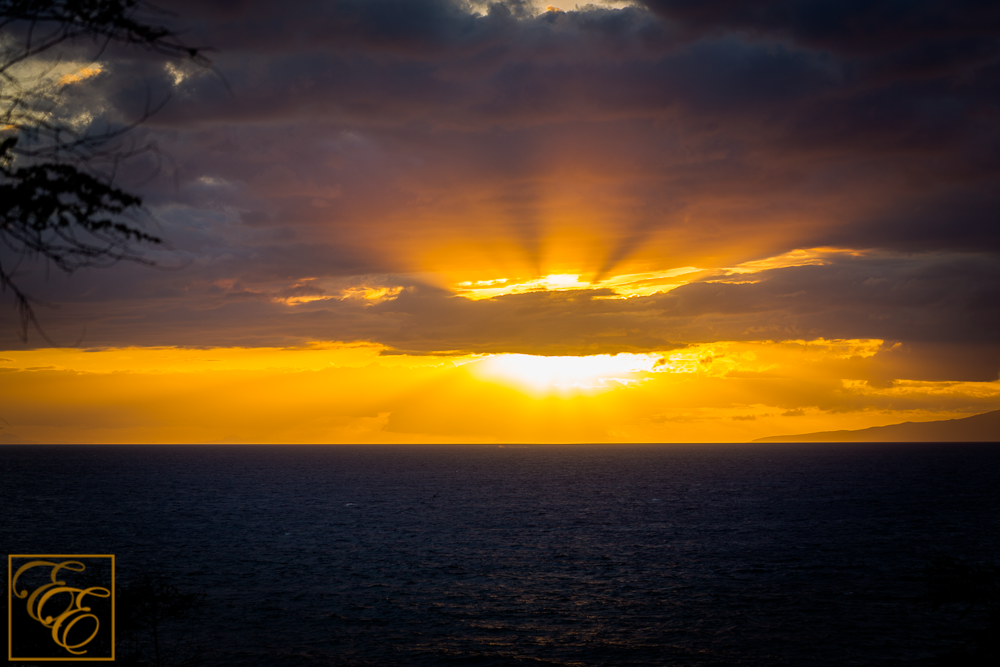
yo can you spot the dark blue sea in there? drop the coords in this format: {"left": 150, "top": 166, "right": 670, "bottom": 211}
{"left": 2, "top": 443, "right": 999, "bottom": 666}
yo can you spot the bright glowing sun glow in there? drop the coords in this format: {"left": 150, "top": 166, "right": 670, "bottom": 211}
{"left": 472, "top": 353, "right": 661, "bottom": 394}
{"left": 452, "top": 268, "right": 704, "bottom": 300}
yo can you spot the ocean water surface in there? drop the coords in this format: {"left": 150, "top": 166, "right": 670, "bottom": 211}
{"left": 2, "top": 443, "right": 998, "bottom": 666}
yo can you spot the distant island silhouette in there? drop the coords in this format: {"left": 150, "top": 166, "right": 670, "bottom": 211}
{"left": 753, "top": 409, "right": 1000, "bottom": 443}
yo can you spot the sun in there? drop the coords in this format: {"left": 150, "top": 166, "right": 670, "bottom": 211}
{"left": 470, "top": 353, "right": 660, "bottom": 395}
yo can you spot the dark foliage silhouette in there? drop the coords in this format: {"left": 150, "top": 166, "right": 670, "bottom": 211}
{"left": 0, "top": 0, "right": 210, "bottom": 341}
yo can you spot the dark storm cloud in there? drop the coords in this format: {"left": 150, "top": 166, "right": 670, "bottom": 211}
{"left": 124, "top": 0, "right": 999, "bottom": 247}
{"left": 135, "top": 0, "right": 999, "bottom": 149}
{"left": 166, "top": 0, "right": 668, "bottom": 57}
{"left": 23, "top": 0, "right": 1000, "bottom": 177}
{"left": 658, "top": 254, "right": 1000, "bottom": 346}
{"left": 354, "top": 253, "right": 1000, "bottom": 376}
{"left": 152, "top": 16, "right": 836, "bottom": 129}
{"left": 638, "top": 1, "right": 1000, "bottom": 55}
{"left": 4, "top": 0, "right": 999, "bottom": 374}
{"left": 7, "top": 251, "right": 998, "bottom": 382}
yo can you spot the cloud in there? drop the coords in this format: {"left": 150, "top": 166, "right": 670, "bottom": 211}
{"left": 2, "top": 342, "right": 997, "bottom": 443}
{"left": 3, "top": 0, "right": 998, "bottom": 397}
{"left": 5, "top": 249, "right": 998, "bottom": 384}
{"left": 638, "top": 1, "right": 1000, "bottom": 55}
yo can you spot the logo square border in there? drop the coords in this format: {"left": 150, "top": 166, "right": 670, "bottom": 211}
{"left": 8, "top": 554, "right": 115, "bottom": 662}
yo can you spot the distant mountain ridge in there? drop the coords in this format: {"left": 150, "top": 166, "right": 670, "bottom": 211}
{"left": 752, "top": 409, "right": 1000, "bottom": 443}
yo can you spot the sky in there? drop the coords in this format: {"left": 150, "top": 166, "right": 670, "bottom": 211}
{"left": 2, "top": 0, "right": 999, "bottom": 443}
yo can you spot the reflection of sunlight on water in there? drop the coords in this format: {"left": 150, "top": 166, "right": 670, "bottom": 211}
{"left": 472, "top": 353, "right": 660, "bottom": 393}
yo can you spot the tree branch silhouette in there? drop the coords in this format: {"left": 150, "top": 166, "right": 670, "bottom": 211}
{"left": 1, "top": 0, "right": 216, "bottom": 342}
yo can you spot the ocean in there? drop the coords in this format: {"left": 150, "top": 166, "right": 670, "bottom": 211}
{"left": 2, "top": 443, "right": 998, "bottom": 666}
